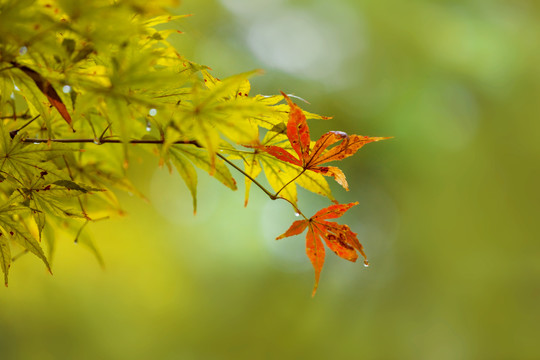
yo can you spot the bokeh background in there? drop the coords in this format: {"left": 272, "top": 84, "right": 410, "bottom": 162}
{"left": 1, "top": 0, "right": 539, "bottom": 359}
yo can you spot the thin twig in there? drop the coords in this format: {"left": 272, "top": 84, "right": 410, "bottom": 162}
{"left": 9, "top": 114, "right": 40, "bottom": 138}
{"left": 217, "top": 153, "right": 307, "bottom": 219}
{"left": 21, "top": 138, "right": 201, "bottom": 146}
{"left": 216, "top": 152, "right": 276, "bottom": 200}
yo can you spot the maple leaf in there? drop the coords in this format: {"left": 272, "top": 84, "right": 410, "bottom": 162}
{"left": 263, "top": 92, "right": 390, "bottom": 190}
{"left": 168, "top": 144, "right": 237, "bottom": 213}
{"left": 11, "top": 62, "right": 73, "bottom": 127}
{"left": 170, "top": 70, "right": 265, "bottom": 171}
{"left": 276, "top": 202, "right": 367, "bottom": 296}
{"left": 0, "top": 128, "right": 78, "bottom": 189}
{"left": 14, "top": 178, "right": 103, "bottom": 238}
{"left": 249, "top": 93, "right": 331, "bottom": 130}
{"left": 61, "top": 151, "right": 146, "bottom": 213}
{"left": 223, "top": 128, "right": 335, "bottom": 207}
{"left": 0, "top": 199, "right": 51, "bottom": 286}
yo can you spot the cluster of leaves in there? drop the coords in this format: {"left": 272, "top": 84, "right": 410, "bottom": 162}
{"left": 0, "top": 0, "right": 388, "bottom": 294}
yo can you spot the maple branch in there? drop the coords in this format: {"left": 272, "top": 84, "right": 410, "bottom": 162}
{"left": 21, "top": 137, "right": 308, "bottom": 218}
{"left": 215, "top": 152, "right": 276, "bottom": 199}
{"left": 0, "top": 112, "right": 32, "bottom": 120}
{"left": 21, "top": 138, "right": 201, "bottom": 146}
{"left": 10, "top": 114, "right": 40, "bottom": 138}
{"left": 216, "top": 153, "right": 307, "bottom": 220}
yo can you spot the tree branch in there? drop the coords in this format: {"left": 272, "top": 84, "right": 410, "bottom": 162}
{"left": 216, "top": 152, "right": 276, "bottom": 200}
{"left": 21, "top": 137, "right": 307, "bottom": 219}
{"left": 21, "top": 138, "right": 201, "bottom": 146}
{"left": 216, "top": 153, "right": 307, "bottom": 219}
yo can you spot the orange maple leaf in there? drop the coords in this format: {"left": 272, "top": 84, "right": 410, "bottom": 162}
{"left": 263, "top": 92, "right": 389, "bottom": 190}
{"left": 276, "top": 202, "right": 368, "bottom": 296}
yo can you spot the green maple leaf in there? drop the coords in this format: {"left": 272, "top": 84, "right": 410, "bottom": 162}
{"left": 170, "top": 70, "right": 264, "bottom": 168}
{"left": 11, "top": 176, "right": 103, "bottom": 238}
{"left": 0, "top": 127, "right": 72, "bottom": 184}
{"left": 60, "top": 151, "right": 145, "bottom": 213}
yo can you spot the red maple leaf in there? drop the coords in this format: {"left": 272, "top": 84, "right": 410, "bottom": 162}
{"left": 13, "top": 63, "right": 73, "bottom": 127}
{"left": 276, "top": 202, "right": 368, "bottom": 296}
{"left": 263, "top": 92, "right": 389, "bottom": 190}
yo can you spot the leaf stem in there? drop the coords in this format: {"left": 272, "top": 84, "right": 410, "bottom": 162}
{"left": 277, "top": 195, "right": 307, "bottom": 220}
{"left": 274, "top": 168, "right": 306, "bottom": 197}
{"left": 11, "top": 249, "right": 29, "bottom": 262}
{"left": 63, "top": 155, "right": 90, "bottom": 219}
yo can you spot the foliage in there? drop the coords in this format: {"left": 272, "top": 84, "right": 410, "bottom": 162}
{"left": 0, "top": 0, "right": 388, "bottom": 294}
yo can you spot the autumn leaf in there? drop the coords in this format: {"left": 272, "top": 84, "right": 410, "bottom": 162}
{"left": 276, "top": 202, "right": 367, "bottom": 296}
{"left": 263, "top": 92, "right": 390, "bottom": 190}
{"left": 223, "top": 128, "right": 335, "bottom": 206}
{"left": 11, "top": 62, "right": 73, "bottom": 127}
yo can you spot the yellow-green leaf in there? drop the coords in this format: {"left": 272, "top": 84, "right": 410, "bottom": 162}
{"left": 170, "top": 145, "right": 236, "bottom": 191}
{"left": 169, "top": 149, "right": 198, "bottom": 214}
{"left": 0, "top": 236, "right": 11, "bottom": 286}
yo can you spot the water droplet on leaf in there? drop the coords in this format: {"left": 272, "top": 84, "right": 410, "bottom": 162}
{"left": 19, "top": 46, "right": 28, "bottom": 55}
{"left": 149, "top": 108, "right": 157, "bottom": 116}
{"left": 295, "top": 212, "right": 300, "bottom": 217}
{"left": 146, "top": 121, "right": 151, "bottom": 132}
{"left": 363, "top": 260, "right": 369, "bottom": 267}
{"left": 62, "top": 85, "right": 71, "bottom": 93}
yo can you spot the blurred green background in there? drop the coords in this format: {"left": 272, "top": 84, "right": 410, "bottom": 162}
{"left": 1, "top": 0, "right": 539, "bottom": 359}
